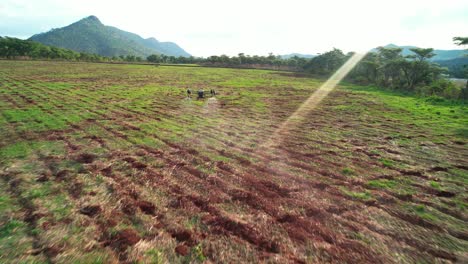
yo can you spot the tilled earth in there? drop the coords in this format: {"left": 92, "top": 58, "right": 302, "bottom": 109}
{"left": 0, "top": 61, "right": 466, "bottom": 263}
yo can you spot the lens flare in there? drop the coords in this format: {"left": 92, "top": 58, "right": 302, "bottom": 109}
{"left": 262, "top": 52, "right": 367, "bottom": 149}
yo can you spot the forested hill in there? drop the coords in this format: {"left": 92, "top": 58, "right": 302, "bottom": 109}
{"left": 29, "top": 16, "right": 190, "bottom": 58}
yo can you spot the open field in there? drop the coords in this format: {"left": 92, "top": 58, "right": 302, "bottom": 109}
{"left": 0, "top": 60, "right": 467, "bottom": 263}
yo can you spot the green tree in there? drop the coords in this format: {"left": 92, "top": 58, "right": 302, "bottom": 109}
{"left": 147, "top": 54, "right": 161, "bottom": 63}
{"left": 409, "top": 48, "right": 435, "bottom": 62}
{"left": 453, "top": 37, "right": 468, "bottom": 46}
{"left": 304, "top": 48, "right": 346, "bottom": 75}
{"left": 400, "top": 48, "right": 438, "bottom": 89}
{"left": 376, "top": 47, "right": 404, "bottom": 87}
{"left": 453, "top": 36, "right": 468, "bottom": 98}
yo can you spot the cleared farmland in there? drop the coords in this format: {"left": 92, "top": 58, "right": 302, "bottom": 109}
{"left": 0, "top": 60, "right": 467, "bottom": 263}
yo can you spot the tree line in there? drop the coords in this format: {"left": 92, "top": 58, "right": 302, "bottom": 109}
{"left": 1, "top": 36, "right": 466, "bottom": 100}
{"left": 0, "top": 37, "right": 307, "bottom": 69}
{"left": 0, "top": 36, "right": 107, "bottom": 61}
{"left": 302, "top": 41, "right": 467, "bottom": 100}
{"left": 148, "top": 53, "right": 309, "bottom": 70}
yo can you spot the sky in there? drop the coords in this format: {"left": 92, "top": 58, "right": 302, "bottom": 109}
{"left": 1, "top": 0, "right": 467, "bottom": 57}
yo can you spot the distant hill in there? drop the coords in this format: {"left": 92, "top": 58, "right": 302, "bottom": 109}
{"left": 29, "top": 16, "right": 190, "bottom": 58}
{"left": 373, "top": 44, "right": 466, "bottom": 61}
{"left": 280, "top": 53, "right": 316, "bottom": 59}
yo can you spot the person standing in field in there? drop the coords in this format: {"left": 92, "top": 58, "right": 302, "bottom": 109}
{"left": 187, "top": 88, "right": 192, "bottom": 98}
{"left": 210, "top": 89, "right": 216, "bottom": 97}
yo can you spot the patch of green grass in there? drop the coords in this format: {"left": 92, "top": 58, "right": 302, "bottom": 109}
{"left": 0, "top": 195, "right": 13, "bottom": 212}
{"left": 349, "top": 191, "right": 372, "bottom": 200}
{"left": 455, "top": 128, "right": 468, "bottom": 138}
{"left": 453, "top": 199, "right": 467, "bottom": 211}
{"left": 212, "top": 155, "right": 231, "bottom": 162}
{"left": 447, "top": 168, "right": 468, "bottom": 185}
{"left": 2, "top": 108, "right": 71, "bottom": 132}
{"left": 145, "top": 249, "right": 164, "bottom": 264}
{"left": 50, "top": 194, "right": 72, "bottom": 220}
{"left": 343, "top": 85, "right": 468, "bottom": 138}
{"left": 2, "top": 108, "right": 44, "bottom": 123}
{"left": 190, "top": 244, "right": 207, "bottom": 263}
{"left": 429, "top": 181, "right": 441, "bottom": 190}
{"left": 30, "top": 227, "right": 41, "bottom": 236}
{"left": 0, "top": 220, "right": 26, "bottom": 238}
{"left": 340, "top": 187, "right": 373, "bottom": 201}
{"left": 341, "top": 167, "right": 355, "bottom": 176}
{"left": 0, "top": 217, "right": 41, "bottom": 263}
{"left": 0, "top": 141, "right": 33, "bottom": 159}
{"left": 368, "top": 179, "right": 397, "bottom": 189}
{"left": 379, "top": 158, "right": 394, "bottom": 168}
{"left": 27, "top": 188, "right": 49, "bottom": 199}
{"left": 0, "top": 140, "right": 65, "bottom": 161}
{"left": 410, "top": 204, "right": 437, "bottom": 221}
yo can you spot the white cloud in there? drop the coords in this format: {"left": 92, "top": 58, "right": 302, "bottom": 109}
{"left": 1, "top": 0, "right": 467, "bottom": 56}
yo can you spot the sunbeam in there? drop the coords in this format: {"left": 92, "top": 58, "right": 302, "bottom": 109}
{"left": 261, "top": 52, "right": 367, "bottom": 149}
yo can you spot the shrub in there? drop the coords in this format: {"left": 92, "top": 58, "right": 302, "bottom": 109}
{"left": 442, "top": 83, "right": 461, "bottom": 99}
{"left": 425, "top": 95, "right": 445, "bottom": 103}
{"left": 419, "top": 79, "right": 462, "bottom": 100}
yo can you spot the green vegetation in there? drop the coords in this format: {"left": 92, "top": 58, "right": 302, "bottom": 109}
{"left": 0, "top": 36, "right": 106, "bottom": 61}
{"left": 429, "top": 181, "right": 441, "bottom": 190}
{"left": 343, "top": 85, "right": 467, "bottom": 137}
{"left": 409, "top": 204, "right": 437, "bottom": 221}
{"left": 0, "top": 141, "right": 34, "bottom": 159}
{"left": 435, "top": 57, "right": 468, "bottom": 78}
{"left": 0, "top": 36, "right": 308, "bottom": 68}
{"left": 368, "top": 179, "right": 397, "bottom": 189}
{"left": 379, "top": 158, "right": 394, "bottom": 168}
{"left": 190, "top": 244, "right": 207, "bottom": 262}
{"left": 341, "top": 188, "right": 373, "bottom": 201}
{"left": 341, "top": 167, "right": 355, "bottom": 176}
{"left": 0, "top": 220, "right": 25, "bottom": 239}
{"left": 453, "top": 37, "right": 468, "bottom": 46}
{"left": 0, "top": 141, "right": 64, "bottom": 161}
{"left": 304, "top": 43, "right": 467, "bottom": 100}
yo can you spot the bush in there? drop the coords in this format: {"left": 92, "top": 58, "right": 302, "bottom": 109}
{"left": 418, "top": 79, "right": 462, "bottom": 100}
{"left": 425, "top": 95, "right": 446, "bottom": 103}
{"left": 442, "top": 84, "right": 462, "bottom": 100}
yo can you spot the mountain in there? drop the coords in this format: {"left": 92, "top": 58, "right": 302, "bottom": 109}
{"left": 373, "top": 44, "right": 466, "bottom": 61}
{"left": 29, "top": 16, "right": 190, "bottom": 58}
{"left": 280, "top": 53, "right": 316, "bottom": 59}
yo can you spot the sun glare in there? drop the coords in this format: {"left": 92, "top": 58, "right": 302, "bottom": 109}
{"left": 262, "top": 52, "right": 367, "bottom": 149}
